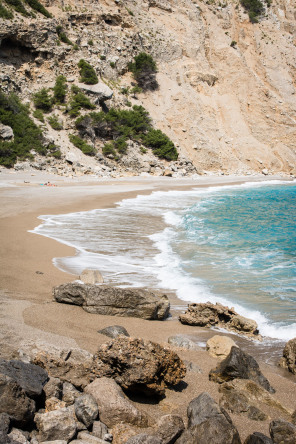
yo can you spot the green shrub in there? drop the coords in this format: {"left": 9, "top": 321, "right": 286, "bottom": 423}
{"left": 69, "top": 134, "right": 96, "bottom": 156}
{"left": 88, "top": 39, "right": 94, "bottom": 46}
{"left": 0, "top": 91, "right": 46, "bottom": 167}
{"left": 23, "top": 0, "right": 51, "bottom": 17}
{"left": 110, "top": 62, "right": 115, "bottom": 68}
{"left": 48, "top": 114, "right": 63, "bottom": 130}
{"left": 68, "top": 86, "right": 96, "bottom": 117}
{"left": 53, "top": 75, "right": 67, "bottom": 104}
{"left": 4, "top": 0, "right": 28, "bottom": 16}
{"left": 130, "top": 85, "right": 142, "bottom": 97}
{"left": 47, "top": 143, "right": 62, "bottom": 158}
{"left": 102, "top": 142, "right": 118, "bottom": 160}
{"left": 78, "top": 59, "right": 98, "bottom": 85}
{"left": 33, "top": 88, "right": 53, "bottom": 112}
{"left": 100, "top": 55, "right": 106, "bottom": 60}
{"left": 230, "top": 40, "right": 237, "bottom": 47}
{"left": 0, "top": 1, "right": 13, "bottom": 18}
{"left": 56, "top": 25, "right": 73, "bottom": 45}
{"left": 73, "top": 44, "right": 79, "bottom": 51}
{"left": 142, "top": 129, "right": 178, "bottom": 161}
{"left": 240, "top": 0, "right": 265, "bottom": 22}
{"left": 128, "top": 52, "right": 158, "bottom": 91}
{"left": 33, "top": 108, "right": 44, "bottom": 122}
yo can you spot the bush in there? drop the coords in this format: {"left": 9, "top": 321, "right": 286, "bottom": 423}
{"left": 142, "top": 129, "right": 178, "bottom": 161}
{"left": 88, "top": 39, "right": 94, "bottom": 46}
{"left": 4, "top": 0, "right": 28, "bottom": 16}
{"left": 33, "top": 109, "right": 44, "bottom": 122}
{"left": 47, "top": 143, "right": 62, "bottom": 159}
{"left": 68, "top": 86, "right": 96, "bottom": 117}
{"left": 23, "top": 0, "right": 51, "bottom": 17}
{"left": 0, "top": 91, "right": 46, "bottom": 167}
{"left": 128, "top": 52, "right": 158, "bottom": 91}
{"left": 53, "top": 75, "right": 67, "bottom": 104}
{"left": 78, "top": 59, "right": 98, "bottom": 85}
{"left": 102, "top": 142, "right": 118, "bottom": 160}
{"left": 69, "top": 134, "right": 96, "bottom": 156}
{"left": 73, "top": 44, "right": 79, "bottom": 51}
{"left": 56, "top": 25, "right": 73, "bottom": 45}
{"left": 33, "top": 88, "right": 53, "bottom": 112}
{"left": 0, "top": 1, "right": 14, "bottom": 18}
{"left": 48, "top": 115, "right": 63, "bottom": 130}
{"left": 240, "top": 0, "right": 265, "bottom": 22}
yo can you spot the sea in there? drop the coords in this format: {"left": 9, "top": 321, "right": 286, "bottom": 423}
{"left": 31, "top": 179, "right": 296, "bottom": 344}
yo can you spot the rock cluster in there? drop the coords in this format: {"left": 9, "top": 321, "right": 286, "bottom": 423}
{"left": 179, "top": 302, "right": 260, "bottom": 338}
{"left": 53, "top": 283, "right": 170, "bottom": 320}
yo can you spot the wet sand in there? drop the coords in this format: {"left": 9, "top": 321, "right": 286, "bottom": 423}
{"left": 0, "top": 170, "right": 295, "bottom": 441}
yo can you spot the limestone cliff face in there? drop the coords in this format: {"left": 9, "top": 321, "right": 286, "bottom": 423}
{"left": 0, "top": 0, "right": 295, "bottom": 175}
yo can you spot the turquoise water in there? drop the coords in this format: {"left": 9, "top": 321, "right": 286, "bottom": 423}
{"left": 32, "top": 180, "right": 296, "bottom": 341}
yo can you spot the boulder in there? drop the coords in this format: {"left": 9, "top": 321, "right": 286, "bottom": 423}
{"left": 0, "top": 359, "right": 48, "bottom": 398}
{"left": 91, "top": 421, "right": 108, "bottom": 439}
{"left": 279, "top": 337, "right": 296, "bottom": 374}
{"left": 244, "top": 433, "right": 273, "bottom": 443}
{"left": 206, "top": 335, "right": 237, "bottom": 360}
{"left": 0, "top": 123, "right": 14, "bottom": 140}
{"left": 155, "top": 414, "right": 185, "bottom": 444}
{"left": 0, "top": 412, "right": 10, "bottom": 435}
{"left": 74, "top": 394, "right": 99, "bottom": 428}
{"left": 93, "top": 337, "right": 186, "bottom": 396}
{"left": 0, "top": 374, "right": 35, "bottom": 426}
{"left": 53, "top": 283, "right": 170, "bottom": 320}
{"left": 80, "top": 270, "right": 104, "bottom": 285}
{"left": 77, "top": 431, "right": 107, "bottom": 443}
{"left": 176, "top": 392, "right": 241, "bottom": 444}
{"left": 62, "top": 382, "right": 81, "bottom": 406}
{"left": 179, "top": 303, "right": 259, "bottom": 338}
{"left": 77, "top": 83, "right": 113, "bottom": 103}
{"left": 43, "top": 377, "right": 63, "bottom": 400}
{"left": 168, "top": 335, "right": 200, "bottom": 350}
{"left": 126, "top": 435, "right": 162, "bottom": 444}
{"left": 269, "top": 419, "right": 296, "bottom": 444}
{"left": 34, "top": 407, "right": 77, "bottom": 442}
{"left": 209, "top": 347, "right": 275, "bottom": 393}
{"left": 98, "top": 325, "right": 130, "bottom": 339}
{"left": 84, "top": 377, "right": 147, "bottom": 428}
{"left": 7, "top": 428, "right": 30, "bottom": 443}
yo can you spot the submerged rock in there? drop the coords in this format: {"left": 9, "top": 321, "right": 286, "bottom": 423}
{"left": 279, "top": 337, "right": 296, "bottom": 374}
{"left": 53, "top": 283, "right": 170, "bottom": 320}
{"left": 80, "top": 269, "right": 104, "bottom": 285}
{"left": 179, "top": 302, "right": 259, "bottom": 338}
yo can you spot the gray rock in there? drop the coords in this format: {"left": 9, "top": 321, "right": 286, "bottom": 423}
{"left": 77, "top": 431, "right": 107, "bottom": 443}
{"left": 0, "top": 412, "right": 10, "bottom": 435}
{"left": 184, "top": 360, "right": 203, "bottom": 374}
{"left": 62, "top": 382, "right": 81, "bottom": 406}
{"left": 84, "top": 377, "right": 147, "bottom": 428}
{"left": 43, "top": 377, "right": 63, "bottom": 400}
{"left": 7, "top": 428, "right": 30, "bottom": 443}
{"left": 53, "top": 283, "right": 170, "bottom": 320}
{"left": 269, "top": 419, "right": 296, "bottom": 444}
{"left": 156, "top": 414, "right": 185, "bottom": 444}
{"left": 126, "top": 435, "right": 162, "bottom": 444}
{"left": 168, "top": 335, "right": 200, "bottom": 350}
{"left": 0, "top": 374, "right": 35, "bottom": 426}
{"left": 0, "top": 359, "right": 48, "bottom": 398}
{"left": 98, "top": 325, "right": 130, "bottom": 339}
{"left": 42, "top": 441, "right": 68, "bottom": 444}
{"left": 209, "top": 347, "right": 275, "bottom": 393}
{"left": 0, "top": 123, "right": 14, "bottom": 140}
{"left": 77, "top": 83, "right": 113, "bottom": 103}
{"left": 91, "top": 420, "right": 108, "bottom": 439}
{"left": 80, "top": 270, "right": 104, "bottom": 285}
{"left": 74, "top": 394, "right": 99, "bottom": 428}
{"left": 244, "top": 433, "right": 273, "bottom": 444}
{"left": 34, "top": 407, "right": 77, "bottom": 442}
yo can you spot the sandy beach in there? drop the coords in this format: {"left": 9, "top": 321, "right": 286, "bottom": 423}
{"left": 0, "top": 169, "right": 295, "bottom": 441}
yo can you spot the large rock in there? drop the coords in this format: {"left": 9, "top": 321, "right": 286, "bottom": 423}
{"left": 0, "top": 359, "right": 48, "bottom": 398}
{"left": 176, "top": 392, "right": 241, "bottom": 444}
{"left": 168, "top": 335, "right": 200, "bottom": 350}
{"left": 84, "top": 377, "right": 147, "bottom": 428}
{"left": 209, "top": 346, "right": 275, "bottom": 393}
{"left": 53, "top": 283, "right": 170, "bottom": 320}
{"left": 179, "top": 303, "right": 259, "bottom": 338}
{"left": 43, "top": 377, "right": 63, "bottom": 400}
{"left": 62, "top": 382, "right": 81, "bottom": 406}
{"left": 0, "top": 374, "right": 35, "bottom": 426}
{"left": 279, "top": 337, "right": 296, "bottom": 374}
{"left": 269, "top": 419, "right": 296, "bottom": 444}
{"left": 77, "top": 83, "right": 113, "bottom": 103}
{"left": 98, "top": 325, "right": 130, "bottom": 339}
{"left": 206, "top": 335, "right": 237, "bottom": 360}
{"left": 34, "top": 407, "right": 77, "bottom": 442}
{"left": 155, "top": 414, "right": 185, "bottom": 444}
{"left": 74, "top": 394, "right": 99, "bottom": 428}
{"left": 244, "top": 433, "right": 273, "bottom": 444}
{"left": 80, "top": 270, "right": 104, "bottom": 285}
{"left": 0, "top": 123, "right": 14, "bottom": 140}
{"left": 93, "top": 337, "right": 186, "bottom": 396}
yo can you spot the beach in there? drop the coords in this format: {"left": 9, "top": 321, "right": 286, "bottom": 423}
{"left": 0, "top": 169, "right": 295, "bottom": 441}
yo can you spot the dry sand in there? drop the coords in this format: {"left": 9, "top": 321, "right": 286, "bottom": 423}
{"left": 0, "top": 170, "right": 295, "bottom": 441}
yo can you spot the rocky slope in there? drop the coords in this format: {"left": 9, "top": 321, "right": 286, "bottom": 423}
{"left": 0, "top": 0, "right": 295, "bottom": 177}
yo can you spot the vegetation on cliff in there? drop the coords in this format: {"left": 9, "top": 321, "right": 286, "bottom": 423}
{"left": 78, "top": 59, "right": 98, "bottom": 85}
{"left": 128, "top": 52, "right": 158, "bottom": 91}
{"left": 240, "top": 0, "right": 269, "bottom": 22}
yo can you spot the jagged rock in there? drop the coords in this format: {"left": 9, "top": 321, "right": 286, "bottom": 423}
{"left": 0, "top": 123, "right": 14, "bottom": 140}
{"left": 84, "top": 377, "right": 147, "bottom": 428}
{"left": 279, "top": 337, "right": 296, "bottom": 374}
{"left": 155, "top": 414, "right": 185, "bottom": 444}
{"left": 0, "top": 359, "right": 48, "bottom": 398}
{"left": 77, "top": 83, "right": 113, "bottom": 103}
{"left": 53, "top": 283, "right": 170, "bottom": 320}
{"left": 34, "top": 407, "right": 77, "bottom": 442}
{"left": 98, "top": 325, "right": 130, "bottom": 339}
{"left": 168, "top": 335, "right": 200, "bottom": 350}
{"left": 80, "top": 269, "right": 104, "bottom": 285}
{"left": 74, "top": 394, "right": 99, "bottom": 428}
{"left": 176, "top": 392, "right": 241, "bottom": 444}
{"left": 126, "top": 435, "right": 162, "bottom": 444}
{"left": 33, "top": 348, "right": 95, "bottom": 390}
{"left": 77, "top": 431, "right": 107, "bottom": 443}
{"left": 62, "top": 382, "right": 81, "bottom": 406}
{"left": 209, "top": 347, "right": 275, "bottom": 393}
{"left": 43, "top": 377, "right": 63, "bottom": 400}
{"left": 45, "top": 397, "right": 67, "bottom": 412}
{"left": 7, "top": 428, "right": 30, "bottom": 444}
{"left": 244, "top": 432, "right": 273, "bottom": 444}
{"left": 91, "top": 421, "right": 108, "bottom": 439}
{"left": 206, "top": 335, "right": 237, "bottom": 359}
{"left": 93, "top": 337, "right": 186, "bottom": 396}
{"left": 179, "top": 303, "right": 259, "bottom": 338}
{"left": 269, "top": 419, "right": 296, "bottom": 444}
{"left": 0, "top": 374, "right": 36, "bottom": 426}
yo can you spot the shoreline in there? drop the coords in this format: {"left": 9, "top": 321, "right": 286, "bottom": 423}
{"left": 0, "top": 171, "right": 295, "bottom": 441}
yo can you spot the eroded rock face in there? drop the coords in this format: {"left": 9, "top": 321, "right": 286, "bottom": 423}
{"left": 269, "top": 419, "right": 296, "bottom": 444}
{"left": 53, "top": 283, "right": 170, "bottom": 320}
{"left": 84, "top": 377, "right": 147, "bottom": 428}
{"left": 209, "top": 347, "right": 275, "bottom": 393}
{"left": 179, "top": 303, "right": 259, "bottom": 338}
{"left": 279, "top": 337, "right": 296, "bottom": 374}
{"left": 93, "top": 337, "right": 186, "bottom": 396}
